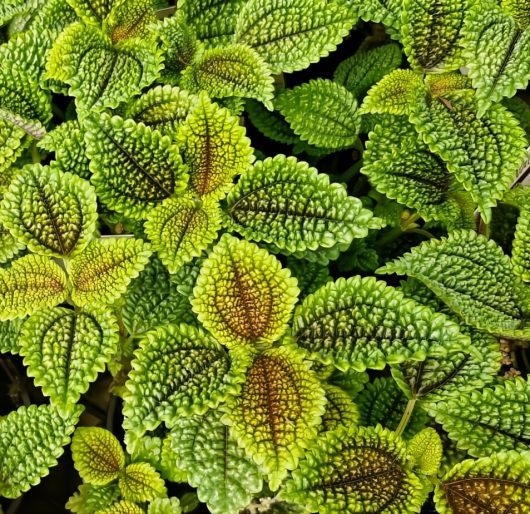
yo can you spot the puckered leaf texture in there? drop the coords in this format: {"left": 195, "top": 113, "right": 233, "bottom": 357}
{"left": 103, "top": 0, "right": 156, "bottom": 44}
{"left": 512, "top": 192, "right": 530, "bottom": 283}
{"left": 119, "top": 462, "right": 166, "bottom": 502}
{"left": 66, "top": 483, "right": 121, "bottom": 514}
{"left": 0, "top": 318, "right": 23, "bottom": 354}
{"left": 97, "top": 501, "right": 145, "bottom": 514}
{"left": 320, "top": 383, "right": 359, "bottom": 433}
{"left": 191, "top": 234, "right": 299, "bottom": 351}
{"left": 408, "top": 428, "right": 443, "bottom": 476}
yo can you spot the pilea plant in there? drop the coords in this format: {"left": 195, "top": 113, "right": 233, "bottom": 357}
{"left": 2, "top": 0, "right": 530, "bottom": 513}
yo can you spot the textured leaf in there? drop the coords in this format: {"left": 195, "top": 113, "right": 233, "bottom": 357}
{"left": 462, "top": 2, "right": 530, "bottom": 115}
{"left": 503, "top": 0, "right": 530, "bottom": 29}
{"left": 226, "top": 155, "right": 381, "bottom": 253}
{"left": 0, "top": 223, "right": 25, "bottom": 264}
{"left": 125, "top": 86, "right": 199, "bottom": 139}
{"left": 224, "top": 345, "right": 325, "bottom": 490}
{"left": 245, "top": 99, "right": 299, "bottom": 145}
{"left": 145, "top": 195, "right": 222, "bottom": 273}
{"left": 293, "top": 275, "right": 470, "bottom": 371}
{"left": 66, "top": 0, "right": 114, "bottom": 23}
{"left": 280, "top": 425, "right": 426, "bottom": 514}
{"left": 504, "top": 95, "right": 530, "bottom": 139}
{"left": 512, "top": 196, "right": 530, "bottom": 283}
{"left": 408, "top": 428, "right": 443, "bottom": 476}
{"left": 0, "top": 254, "right": 68, "bottom": 321}
{"left": 67, "top": 483, "right": 121, "bottom": 514}
{"left": 191, "top": 234, "right": 299, "bottom": 351}
{"left": 0, "top": 0, "right": 30, "bottom": 25}
{"left": 19, "top": 307, "right": 119, "bottom": 407}
{"left": 379, "top": 230, "right": 530, "bottom": 339}
{"left": 181, "top": 45, "right": 274, "bottom": 109}
{"left": 45, "top": 23, "right": 162, "bottom": 112}
{"left": 334, "top": 43, "right": 402, "bottom": 99}
{"left": 96, "top": 501, "right": 145, "bottom": 514}
{"left": 434, "top": 451, "right": 530, "bottom": 513}
{"left": 84, "top": 113, "right": 188, "bottom": 219}
{"left": 69, "top": 238, "right": 152, "bottom": 307}
{"left": 409, "top": 90, "right": 528, "bottom": 221}
{"left": 119, "top": 462, "right": 166, "bottom": 502}
{"left": 234, "top": 0, "right": 357, "bottom": 74}
{"left": 177, "top": 94, "right": 254, "bottom": 200}
{"left": 320, "top": 383, "right": 359, "bottom": 433}
{"left": 0, "top": 164, "right": 97, "bottom": 257}
{"left": 286, "top": 257, "right": 331, "bottom": 299}
{"left": 148, "top": 498, "right": 182, "bottom": 514}
{"left": 167, "top": 409, "right": 263, "bottom": 514}
{"left": 122, "top": 323, "right": 245, "bottom": 437}
{"left": 328, "top": 368, "right": 370, "bottom": 398}
{"left": 354, "top": 0, "right": 403, "bottom": 36}
{"left": 275, "top": 80, "right": 360, "bottom": 149}
{"left": 72, "top": 427, "right": 125, "bottom": 486}
{"left": 104, "top": 0, "right": 156, "bottom": 44}
{"left": 0, "top": 119, "right": 26, "bottom": 175}
{"left": 433, "top": 378, "right": 530, "bottom": 457}
{"left": 0, "top": 404, "right": 81, "bottom": 498}
{"left": 0, "top": 318, "right": 23, "bottom": 354}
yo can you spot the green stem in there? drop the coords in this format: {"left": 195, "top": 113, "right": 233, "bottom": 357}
{"left": 30, "top": 142, "right": 41, "bottom": 164}
{"left": 395, "top": 398, "right": 417, "bottom": 437}
{"left": 407, "top": 228, "right": 435, "bottom": 239}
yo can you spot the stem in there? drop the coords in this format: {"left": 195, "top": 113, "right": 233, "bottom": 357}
{"left": 408, "top": 228, "right": 435, "bottom": 239}
{"left": 395, "top": 398, "right": 417, "bottom": 437}
{"left": 30, "top": 142, "right": 41, "bottom": 164}
{"left": 6, "top": 497, "right": 22, "bottom": 514}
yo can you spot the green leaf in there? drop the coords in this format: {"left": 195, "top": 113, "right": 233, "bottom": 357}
{"left": 0, "top": 0, "right": 30, "bottom": 25}
{"left": 280, "top": 425, "right": 426, "bottom": 514}
{"left": 66, "top": 0, "right": 115, "bottom": 23}
{"left": 19, "top": 307, "right": 119, "bottom": 407}
{"left": 119, "top": 462, "right": 166, "bottom": 502}
{"left": 181, "top": 44, "right": 274, "bottom": 110}
{"left": 45, "top": 22, "right": 162, "bottom": 113}
{"left": 378, "top": 230, "right": 530, "bottom": 339}
{"left": 275, "top": 79, "right": 360, "bottom": 149}
{"left": 320, "top": 383, "right": 359, "bottom": 433}
{"left": 408, "top": 90, "right": 528, "bottom": 222}
{"left": 176, "top": 94, "right": 254, "bottom": 200}
{"left": 72, "top": 427, "right": 125, "bottom": 486}
{"left": 354, "top": 0, "right": 403, "bottom": 37}
{"left": 191, "top": 234, "right": 299, "bottom": 352}
{"left": 0, "top": 164, "right": 97, "bottom": 258}
{"left": 0, "top": 254, "right": 68, "bottom": 321}
{"left": 145, "top": 195, "right": 222, "bottom": 273}
{"left": 125, "top": 86, "right": 199, "bottom": 139}
{"left": 0, "top": 222, "right": 25, "bottom": 264}
{"left": 400, "top": 0, "right": 466, "bottom": 71}
{"left": 104, "top": 0, "right": 156, "bottom": 44}
{"left": 462, "top": 2, "right": 530, "bottom": 115}
{"left": 84, "top": 113, "right": 188, "bottom": 219}
{"left": 226, "top": 155, "right": 381, "bottom": 254}
{"left": 408, "top": 428, "right": 443, "bottom": 476}
{"left": 286, "top": 257, "right": 331, "bottom": 299}
{"left": 224, "top": 345, "right": 326, "bottom": 490}
{"left": 334, "top": 43, "right": 402, "bottom": 99}
{"left": 432, "top": 377, "right": 530, "bottom": 457}
{"left": 245, "top": 99, "right": 299, "bottom": 145}
{"left": 167, "top": 409, "right": 263, "bottom": 514}
{"left": 67, "top": 483, "right": 121, "bottom": 514}
{"left": 512, "top": 197, "right": 530, "bottom": 283}
{"left": 504, "top": 95, "right": 530, "bottom": 140}
{"left": 122, "top": 323, "right": 246, "bottom": 437}
{"left": 148, "top": 498, "right": 182, "bottom": 514}
{"left": 96, "top": 501, "right": 145, "bottom": 514}
{"left": 0, "top": 403, "right": 82, "bottom": 498}
{"left": 0, "top": 318, "right": 23, "bottom": 354}
{"left": 69, "top": 237, "right": 152, "bottom": 307}
{"left": 0, "top": 119, "right": 26, "bottom": 176}
{"left": 503, "top": 0, "right": 530, "bottom": 29}
{"left": 293, "top": 275, "right": 470, "bottom": 371}
{"left": 234, "top": 0, "right": 357, "bottom": 74}
{"left": 434, "top": 450, "right": 530, "bottom": 513}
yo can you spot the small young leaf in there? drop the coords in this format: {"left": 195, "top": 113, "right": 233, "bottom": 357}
{"left": 66, "top": 483, "right": 121, "bottom": 514}
{"left": 0, "top": 223, "right": 25, "bottom": 264}
{"left": 408, "top": 428, "right": 443, "bottom": 476}
{"left": 191, "top": 234, "right": 299, "bottom": 351}
{"left": 0, "top": 119, "right": 26, "bottom": 176}
{"left": 286, "top": 257, "right": 331, "bottom": 298}
{"left": 96, "top": 501, "right": 145, "bottom": 514}
{"left": 69, "top": 237, "right": 152, "bottom": 307}
{"left": 235, "top": 0, "right": 357, "bottom": 74}
{"left": 104, "top": 0, "right": 156, "bottom": 44}
{"left": 275, "top": 79, "right": 360, "bottom": 149}
{"left": 0, "top": 318, "right": 23, "bottom": 354}
{"left": 71, "top": 427, "right": 125, "bottom": 486}
{"left": 167, "top": 409, "right": 263, "bottom": 514}
{"left": 148, "top": 498, "right": 182, "bottom": 514}
{"left": 224, "top": 345, "right": 326, "bottom": 490}
{"left": 245, "top": 99, "right": 299, "bottom": 145}
{"left": 0, "top": 254, "right": 68, "bottom": 321}
{"left": 119, "top": 462, "right": 166, "bottom": 502}
{"left": 320, "top": 383, "right": 359, "bottom": 433}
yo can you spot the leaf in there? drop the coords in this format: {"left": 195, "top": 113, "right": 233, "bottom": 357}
{"left": 167, "top": 409, "right": 263, "bottom": 514}
{"left": 292, "top": 275, "right": 470, "bottom": 371}
{"left": 275, "top": 79, "right": 360, "bottom": 149}
{"left": 0, "top": 318, "right": 23, "bottom": 354}
{"left": 66, "top": 0, "right": 115, "bottom": 23}
{"left": 0, "top": 164, "right": 97, "bottom": 258}
{"left": 96, "top": 501, "right": 145, "bottom": 514}
{"left": 0, "top": 0, "right": 30, "bottom": 25}
{"left": 145, "top": 195, "right": 222, "bottom": 273}
{"left": 226, "top": 155, "right": 381, "bottom": 254}
{"left": 72, "top": 427, "right": 125, "bottom": 486}
{"left": 334, "top": 43, "right": 402, "bottom": 99}
{"left": 45, "top": 22, "right": 162, "bottom": 113}
{"left": 400, "top": 0, "right": 466, "bottom": 71}
{"left": 224, "top": 345, "right": 326, "bottom": 490}
{"left": 432, "top": 377, "right": 530, "bottom": 457}
{"left": 176, "top": 94, "right": 253, "bottom": 200}
{"left": 286, "top": 257, "right": 331, "bottom": 299}
{"left": 104, "top": 0, "right": 156, "bottom": 44}
{"left": 19, "top": 307, "right": 119, "bottom": 407}
{"left": 408, "top": 428, "right": 443, "bottom": 476}
{"left": 408, "top": 90, "right": 528, "bottom": 222}
{"left": 320, "top": 383, "right": 359, "bottom": 433}
{"left": 280, "top": 425, "right": 426, "bottom": 514}
{"left": 234, "top": 0, "right": 357, "bottom": 74}
{"left": 512, "top": 198, "right": 530, "bottom": 283}
{"left": 84, "top": 113, "right": 188, "bottom": 219}
{"left": 0, "top": 223, "right": 25, "bottom": 264}
{"left": 354, "top": 0, "right": 403, "bottom": 37}
{"left": 0, "top": 119, "right": 26, "bottom": 176}
{"left": 122, "top": 323, "right": 246, "bottom": 437}
{"left": 148, "top": 498, "right": 182, "bottom": 514}
{"left": 434, "top": 451, "right": 530, "bottom": 513}
{"left": 462, "top": 2, "right": 530, "bottom": 115}
{"left": 191, "top": 234, "right": 299, "bottom": 351}
{"left": 378, "top": 230, "right": 530, "bottom": 339}
{"left": 67, "top": 483, "right": 121, "bottom": 514}
{"left": 0, "top": 254, "right": 68, "bottom": 321}
{"left": 0, "top": 403, "right": 82, "bottom": 498}
{"left": 69, "top": 237, "right": 152, "bottom": 307}
{"left": 119, "top": 462, "right": 166, "bottom": 502}
{"left": 245, "top": 99, "right": 299, "bottom": 145}
{"left": 181, "top": 44, "right": 274, "bottom": 110}
{"left": 125, "top": 86, "right": 199, "bottom": 139}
